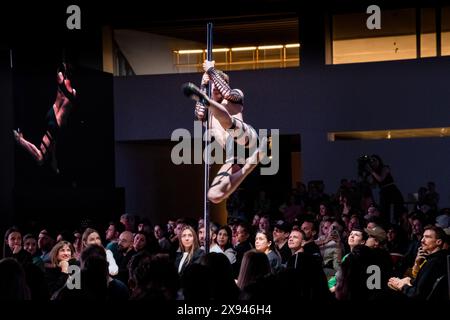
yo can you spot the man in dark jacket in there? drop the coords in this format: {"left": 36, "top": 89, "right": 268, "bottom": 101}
{"left": 388, "top": 225, "right": 448, "bottom": 300}
{"left": 233, "top": 222, "right": 253, "bottom": 278}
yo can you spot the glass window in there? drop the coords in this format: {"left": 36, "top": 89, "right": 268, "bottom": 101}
{"left": 332, "top": 9, "right": 417, "bottom": 64}
{"left": 420, "top": 8, "right": 436, "bottom": 57}
{"left": 442, "top": 7, "right": 450, "bottom": 56}
{"left": 113, "top": 17, "right": 299, "bottom": 75}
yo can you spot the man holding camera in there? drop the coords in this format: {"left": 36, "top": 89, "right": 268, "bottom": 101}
{"left": 361, "top": 154, "right": 404, "bottom": 224}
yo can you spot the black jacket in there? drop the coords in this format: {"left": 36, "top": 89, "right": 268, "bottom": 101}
{"left": 175, "top": 248, "right": 205, "bottom": 275}
{"left": 302, "top": 241, "right": 323, "bottom": 266}
{"left": 233, "top": 240, "right": 253, "bottom": 278}
{"left": 402, "top": 249, "right": 448, "bottom": 300}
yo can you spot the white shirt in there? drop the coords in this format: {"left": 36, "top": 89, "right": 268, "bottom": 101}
{"left": 106, "top": 249, "right": 118, "bottom": 276}
{"left": 178, "top": 252, "right": 189, "bottom": 274}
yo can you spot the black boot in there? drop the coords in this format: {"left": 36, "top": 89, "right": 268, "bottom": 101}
{"left": 181, "top": 82, "right": 209, "bottom": 106}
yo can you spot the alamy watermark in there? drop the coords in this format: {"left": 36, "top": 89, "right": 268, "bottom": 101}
{"left": 366, "top": 264, "right": 381, "bottom": 290}
{"left": 366, "top": 5, "right": 381, "bottom": 30}
{"left": 66, "top": 265, "right": 81, "bottom": 290}
{"left": 66, "top": 5, "right": 81, "bottom": 30}
{"left": 170, "top": 121, "right": 279, "bottom": 176}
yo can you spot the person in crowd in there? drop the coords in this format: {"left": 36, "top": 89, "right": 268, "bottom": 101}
{"left": 82, "top": 228, "right": 118, "bottom": 276}
{"left": 236, "top": 250, "right": 271, "bottom": 290}
{"left": 300, "top": 218, "right": 323, "bottom": 264}
{"left": 328, "top": 227, "right": 368, "bottom": 291}
{"left": 105, "top": 221, "right": 124, "bottom": 262}
{"left": 23, "top": 234, "right": 44, "bottom": 270}
{"left": 388, "top": 225, "right": 448, "bottom": 300}
{"left": 3, "top": 227, "right": 32, "bottom": 266}
{"left": 215, "top": 225, "right": 237, "bottom": 265}
{"left": 38, "top": 229, "right": 55, "bottom": 266}
{"left": 258, "top": 215, "right": 271, "bottom": 234}
{"left": 45, "top": 240, "right": 77, "bottom": 297}
{"left": 199, "top": 253, "right": 240, "bottom": 301}
{"left": 116, "top": 231, "right": 135, "bottom": 284}
{"left": 54, "top": 244, "right": 129, "bottom": 300}
{"left": 175, "top": 225, "right": 204, "bottom": 276}
{"left": 364, "top": 226, "right": 387, "bottom": 249}
{"left": 128, "top": 252, "right": 179, "bottom": 300}
{"left": 254, "top": 230, "right": 281, "bottom": 273}
{"left": 366, "top": 154, "right": 404, "bottom": 223}
{"left": 233, "top": 222, "right": 254, "bottom": 278}
{"left": 0, "top": 258, "right": 31, "bottom": 300}
{"left": 286, "top": 228, "right": 308, "bottom": 269}
{"left": 154, "top": 224, "right": 171, "bottom": 253}
{"left": 272, "top": 220, "right": 292, "bottom": 265}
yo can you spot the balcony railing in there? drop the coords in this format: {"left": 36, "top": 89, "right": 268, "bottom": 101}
{"left": 173, "top": 44, "right": 300, "bottom": 72}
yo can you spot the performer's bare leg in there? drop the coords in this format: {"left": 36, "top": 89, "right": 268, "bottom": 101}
{"left": 13, "top": 130, "right": 46, "bottom": 165}
{"left": 208, "top": 137, "right": 267, "bottom": 204}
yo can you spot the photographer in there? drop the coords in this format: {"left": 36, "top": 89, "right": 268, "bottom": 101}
{"left": 362, "top": 155, "right": 404, "bottom": 224}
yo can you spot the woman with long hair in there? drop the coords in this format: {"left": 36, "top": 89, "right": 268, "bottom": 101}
{"left": 214, "top": 225, "right": 237, "bottom": 264}
{"left": 175, "top": 225, "right": 204, "bottom": 275}
{"left": 236, "top": 249, "right": 270, "bottom": 290}
{"left": 45, "top": 240, "right": 77, "bottom": 297}
{"left": 254, "top": 230, "right": 281, "bottom": 273}
{"left": 3, "top": 227, "right": 31, "bottom": 266}
{"left": 81, "top": 228, "right": 118, "bottom": 276}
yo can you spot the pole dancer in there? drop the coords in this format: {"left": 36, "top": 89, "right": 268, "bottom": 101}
{"left": 13, "top": 63, "right": 77, "bottom": 172}
{"left": 182, "top": 46, "right": 267, "bottom": 208}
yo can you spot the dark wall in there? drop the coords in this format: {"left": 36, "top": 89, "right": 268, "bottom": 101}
{"left": 115, "top": 136, "right": 294, "bottom": 224}
{"left": 302, "top": 59, "right": 450, "bottom": 205}
{"left": 13, "top": 187, "right": 124, "bottom": 234}
{"left": 115, "top": 59, "right": 450, "bottom": 139}
{"left": 115, "top": 141, "right": 204, "bottom": 224}
{"left": 115, "top": 57, "right": 450, "bottom": 210}
{"left": 0, "top": 50, "right": 14, "bottom": 231}
{"left": 2, "top": 2, "right": 103, "bottom": 71}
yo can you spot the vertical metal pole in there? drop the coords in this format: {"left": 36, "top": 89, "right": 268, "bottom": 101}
{"left": 204, "top": 22, "right": 213, "bottom": 253}
{"left": 447, "top": 254, "right": 450, "bottom": 300}
{"left": 62, "top": 47, "right": 66, "bottom": 64}
{"left": 9, "top": 49, "right": 13, "bottom": 69}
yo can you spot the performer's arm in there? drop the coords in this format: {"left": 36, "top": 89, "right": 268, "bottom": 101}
{"left": 195, "top": 102, "right": 207, "bottom": 121}
{"left": 199, "top": 72, "right": 209, "bottom": 93}
{"left": 195, "top": 73, "right": 209, "bottom": 121}
{"left": 203, "top": 61, "right": 244, "bottom": 104}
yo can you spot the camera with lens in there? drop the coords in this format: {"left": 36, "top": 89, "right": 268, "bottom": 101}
{"left": 330, "top": 225, "right": 339, "bottom": 238}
